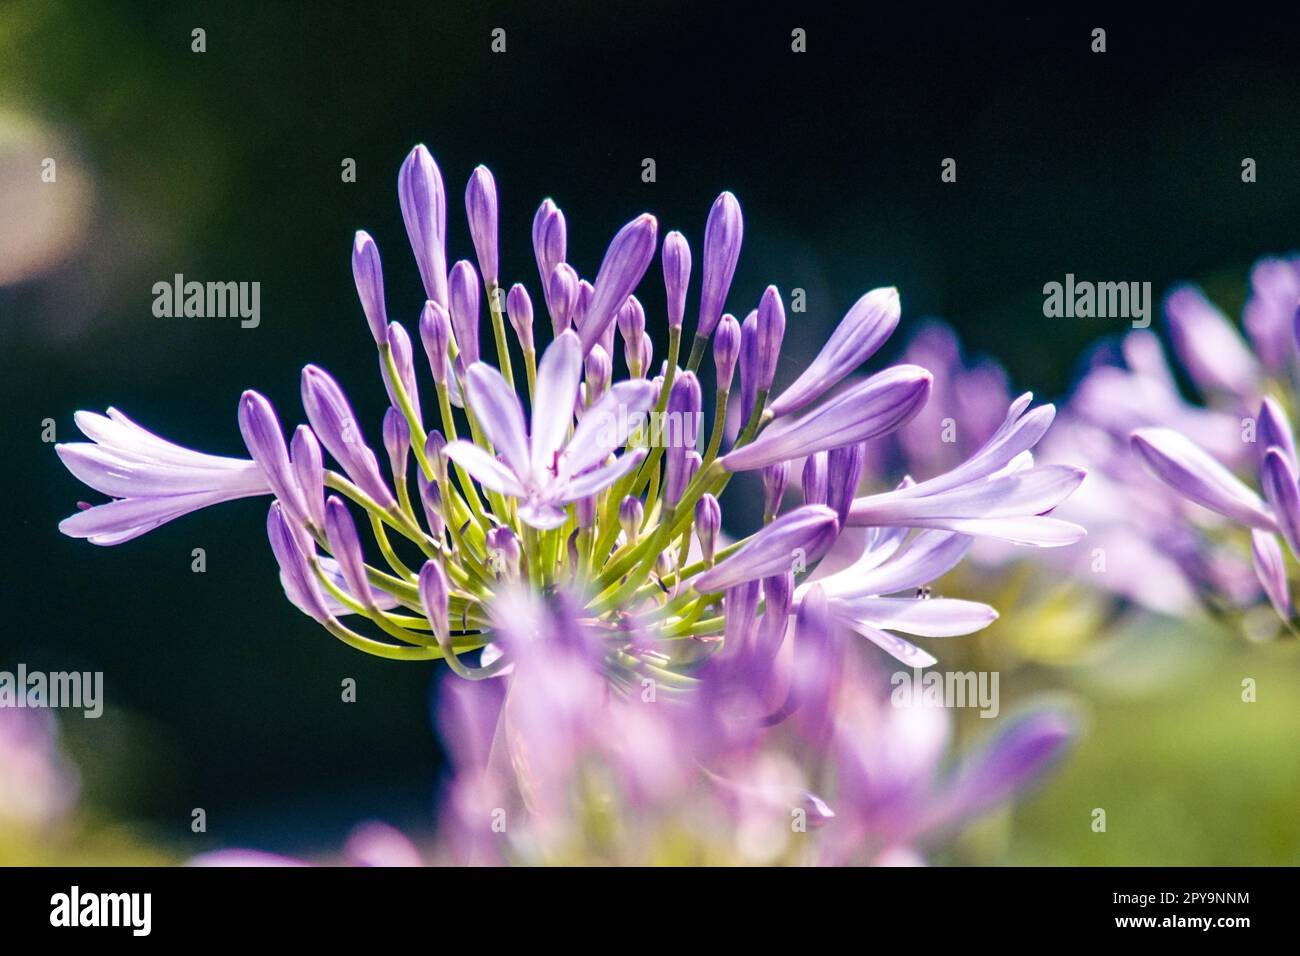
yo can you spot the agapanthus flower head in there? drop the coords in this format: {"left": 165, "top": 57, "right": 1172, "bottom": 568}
{"left": 54, "top": 147, "right": 1089, "bottom": 857}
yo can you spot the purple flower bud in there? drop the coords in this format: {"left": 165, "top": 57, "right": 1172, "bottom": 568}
{"left": 324, "top": 495, "right": 373, "bottom": 609}
{"left": 300, "top": 365, "right": 395, "bottom": 508}
{"left": 419, "top": 300, "right": 452, "bottom": 385}
{"left": 738, "top": 309, "right": 760, "bottom": 425}
{"left": 382, "top": 321, "right": 421, "bottom": 425}
{"left": 618, "top": 295, "right": 647, "bottom": 373}
{"left": 637, "top": 336, "right": 654, "bottom": 379}
{"left": 267, "top": 501, "right": 332, "bottom": 623}
{"left": 532, "top": 199, "right": 567, "bottom": 309}
{"left": 416, "top": 471, "right": 445, "bottom": 541}
{"left": 398, "top": 144, "right": 448, "bottom": 308}
{"left": 825, "top": 441, "right": 866, "bottom": 526}
{"left": 585, "top": 345, "right": 612, "bottom": 405}
{"left": 576, "top": 495, "right": 597, "bottom": 529}
{"left": 1252, "top": 530, "right": 1292, "bottom": 620}
{"left": 290, "top": 425, "right": 325, "bottom": 530}
{"left": 665, "top": 371, "right": 703, "bottom": 507}
{"left": 713, "top": 313, "right": 741, "bottom": 392}
{"left": 1257, "top": 396, "right": 1297, "bottom": 470}
{"left": 418, "top": 559, "right": 451, "bottom": 643}
{"left": 697, "top": 191, "right": 743, "bottom": 339}
{"left": 1166, "top": 285, "right": 1258, "bottom": 399}
{"left": 662, "top": 230, "right": 692, "bottom": 331}
{"left": 619, "top": 495, "right": 644, "bottom": 543}
{"left": 756, "top": 285, "right": 786, "bottom": 391}
{"left": 449, "top": 259, "right": 481, "bottom": 366}
{"left": 802, "top": 451, "right": 829, "bottom": 505}
{"left": 724, "top": 364, "right": 932, "bottom": 473}
{"left": 575, "top": 279, "right": 594, "bottom": 332}
{"left": 758, "top": 571, "right": 794, "bottom": 663}
{"left": 506, "top": 283, "right": 534, "bottom": 353}
{"left": 424, "top": 429, "right": 447, "bottom": 479}
{"left": 692, "top": 504, "right": 839, "bottom": 593}
{"left": 382, "top": 407, "right": 409, "bottom": 482}
{"left": 548, "top": 263, "right": 579, "bottom": 336}
{"left": 486, "top": 526, "right": 521, "bottom": 576}
{"left": 769, "top": 287, "right": 901, "bottom": 417}
{"left": 1261, "top": 448, "right": 1300, "bottom": 557}
{"left": 762, "top": 460, "right": 790, "bottom": 522}
{"left": 351, "top": 231, "right": 388, "bottom": 345}
{"left": 696, "top": 493, "right": 721, "bottom": 564}
{"left": 238, "top": 390, "right": 310, "bottom": 526}
{"left": 579, "top": 213, "right": 659, "bottom": 355}
{"left": 465, "top": 165, "right": 499, "bottom": 287}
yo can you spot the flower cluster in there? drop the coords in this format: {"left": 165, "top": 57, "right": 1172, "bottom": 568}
{"left": 1096, "top": 259, "right": 1300, "bottom": 625}
{"left": 56, "top": 147, "right": 1088, "bottom": 860}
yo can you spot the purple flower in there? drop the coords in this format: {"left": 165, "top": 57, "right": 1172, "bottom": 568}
{"left": 442, "top": 331, "right": 654, "bottom": 529}
{"left": 351, "top": 231, "right": 388, "bottom": 344}
{"left": 662, "top": 230, "right": 692, "bottom": 331}
{"left": 57, "top": 409, "right": 271, "bottom": 545}
{"left": 693, "top": 505, "right": 840, "bottom": 592}
{"left": 448, "top": 259, "right": 481, "bottom": 366}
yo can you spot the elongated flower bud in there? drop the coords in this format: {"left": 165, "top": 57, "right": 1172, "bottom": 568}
{"left": 238, "top": 390, "right": 310, "bottom": 526}
{"left": 1257, "top": 396, "right": 1297, "bottom": 469}
{"left": 618, "top": 295, "right": 647, "bottom": 375}
{"left": 449, "top": 260, "right": 481, "bottom": 366}
{"left": 769, "top": 287, "right": 901, "bottom": 417}
{"left": 713, "top": 313, "right": 741, "bottom": 392}
{"left": 265, "top": 504, "right": 330, "bottom": 624}
{"left": 506, "top": 283, "right": 534, "bottom": 353}
{"left": 576, "top": 495, "right": 597, "bottom": 529}
{"left": 267, "top": 501, "right": 332, "bottom": 623}
{"left": 763, "top": 460, "right": 790, "bottom": 522}
{"left": 724, "top": 364, "right": 932, "bottom": 473}
{"left": 585, "top": 345, "right": 612, "bottom": 405}
{"left": 424, "top": 429, "right": 449, "bottom": 485}
{"left": 579, "top": 213, "right": 658, "bottom": 354}
{"left": 756, "top": 285, "right": 785, "bottom": 391}
{"left": 758, "top": 570, "right": 794, "bottom": 662}
{"left": 290, "top": 425, "right": 325, "bottom": 530}
{"left": 662, "top": 230, "right": 692, "bottom": 331}
{"left": 802, "top": 451, "right": 828, "bottom": 505}
{"left": 1252, "top": 530, "right": 1291, "bottom": 620}
{"left": 532, "top": 199, "right": 566, "bottom": 310}
{"left": 575, "top": 280, "right": 594, "bottom": 333}
{"left": 789, "top": 583, "right": 841, "bottom": 747}
{"left": 418, "top": 559, "right": 451, "bottom": 643}
{"left": 693, "top": 504, "right": 839, "bottom": 593}
{"left": 548, "top": 263, "right": 579, "bottom": 335}
{"left": 826, "top": 441, "right": 866, "bottom": 526}
{"left": 465, "top": 165, "right": 499, "bottom": 288}
{"left": 324, "top": 495, "right": 373, "bottom": 609}
{"left": 486, "top": 526, "right": 521, "bottom": 577}
{"left": 382, "top": 407, "right": 409, "bottom": 483}
{"left": 665, "top": 371, "right": 702, "bottom": 507}
{"left": 697, "top": 191, "right": 743, "bottom": 339}
{"left": 739, "top": 309, "right": 760, "bottom": 426}
{"left": 419, "top": 300, "right": 452, "bottom": 384}
{"left": 416, "top": 470, "right": 445, "bottom": 541}
{"left": 300, "top": 365, "right": 395, "bottom": 508}
{"left": 637, "top": 336, "right": 654, "bottom": 379}
{"left": 1166, "top": 285, "right": 1258, "bottom": 398}
{"left": 351, "top": 231, "right": 388, "bottom": 345}
{"left": 382, "top": 321, "right": 421, "bottom": 425}
{"left": 619, "top": 495, "right": 644, "bottom": 543}
{"left": 398, "top": 144, "right": 448, "bottom": 308}
{"left": 696, "top": 493, "right": 721, "bottom": 564}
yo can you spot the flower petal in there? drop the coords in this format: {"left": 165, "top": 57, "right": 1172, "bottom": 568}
{"left": 464, "top": 362, "right": 531, "bottom": 483}
{"left": 1131, "top": 427, "right": 1276, "bottom": 531}
{"left": 529, "top": 330, "right": 582, "bottom": 478}
{"left": 442, "top": 440, "right": 526, "bottom": 497}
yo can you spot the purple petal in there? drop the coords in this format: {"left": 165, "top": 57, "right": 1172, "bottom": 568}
{"left": 1251, "top": 530, "right": 1292, "bottom": 620}
{"left": 398, "top": 144, "right": 448, "bottom": 308}
{"left": 442, "top": 440, "right": 526, "bottom": 497}
{"left": 529, "top": 330, "right": 583, "bottom": 477}
{"left": 464, "top": 362, "right": 531, "bottom": 484}
{"left": 324, "top": 496, "right": 373, "bottom": 609}
{"left": 238, "top": 390, "right": 310, "bottom": 526}
{"left": 692, "top": 504, "right": 839, "bottom": 592}
{"left": 351, "top": 231, "right": 388, "bottom": 344}
{"left": 1260, "top": 448, "right": 1300, "bottom": 557}
{"left": 1165, "top": 285, "right": 1258, "bottom": 399}
{"left": 830, "top": 596, "right": 998, "bottom": 637}
{"left": 1131, "top": 427, "right": 1275, "bottom": 531}
{"left": 300, "top": 365, "right": 395, "bottom": 508}
{"left": 578, "top": 213, "right": 658, "bottom": 355}
{"left": 769, "top": 287, "right": 900, "bottom": 417}
{"left": 560, "top": 379, "right": 657, "bottom": 480}
{"left": 724, "top": 364, "right": 932, "bottom": 473}
{"left": 696, "top": 191, "right": 743, "bottom": 339}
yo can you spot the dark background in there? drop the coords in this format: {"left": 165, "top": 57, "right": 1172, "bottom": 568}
{"left": 2, "top": 3, "right": 1297, "bottom": 854}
